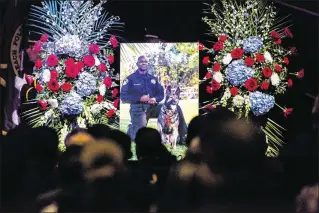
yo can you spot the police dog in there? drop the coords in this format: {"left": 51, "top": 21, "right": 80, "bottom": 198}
{"left": 157, "top": 86, "right": 181, "bottom": 150}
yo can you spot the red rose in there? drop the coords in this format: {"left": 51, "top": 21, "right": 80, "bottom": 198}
{"left": 205, "top": 72, "right": 212, "bottom": 79}
{"left": 270, "top": 30, "right": 280, "bottom": 39}
{"left": 33, "top": 41, "right": 42, "bottom": 54}
{"left": 38, "top": 100, "right": 47, "bottom": 111}
{"left": 66, "top": 64, "right": 80, "bottom": 78}
{"left": 198, "top": 42, "right": 204, "bottom": 51}
{"left": 231, "top": 48, "right": 244, "bottom": 59}
{"left": 46, "top": 54, "right": 58, "bottom": 67}
{"left": 65, "top": 58, "right": 75, "bottom": 66}
{"left": 35, "top": 59, "right": 42, "bottom": 69}
{"left": 108, "top": 55, "right": 114, "bottom": 64}
{"left": 297, "top": 69, "right": 304, "bottom": 79}
{"left": 25, "top": 75, "right": 34, "bottom": 85}
{"left": 283, "top": 57, "right": 289, "bottom": 65}
{"left": 284, "top": 27, "right": 293, "bottom": 38}
{"left": 110, "top": 35, "right": 118, "bottom": 48}
{"left": 61, "top": 82, "right": 72, "bottom": 92}
{"left": 48, "top": 79, "right": 59, "bottom": 92}
{"left": 206, "top": 86, "right": 213, "bottom": 94}
{"left": 219, "top": 35, "right": 227, "bottom": 42}
{"left": 50, "top": 70, "right": 58, "bottom": 79}
{"left": 275, "top": 39, "right": 282, "bottom": 45}
{"left": 40, "top": 34, "right": 49, "bottom": 42}
{"left": 260, "top": 81, "right": 270, "bottom": 91}
{"left": 256, "top": 54, "right": 265, "bottom": 63}
{"left": 245, "top": 78, "right": 258, "bottom": 91}
{"left": 89, "top": 44, "right": 100, "bottom": 54}
{"left": 98, "top": 64, "right": 107, "bottom": 72}
{"left": 113, "top": 98, "right": 120, "bottom": 108}
{"left": 244, "top": 57, "right": 254, "bottom": 67}
{"left": 76, "top": 61, "right": 84, "bottom": 71}
{"left": 204, "top": 104, "right": 215, "bottom": 109}
{"left": 230, "top": 87, "right": 238, "bottom": 96}
{"left": 262, "top": 67, "right": 272, "bottom": 78}
{"left": 35, "top": 83, "right": 43, "bottom": 92}
{"left": 213, "top": 41, "right": 224, "bottom": 51}
{"left": 211, "top": 79, "right": 220, "bottom": 91}
{"left": 107, "top": 109, "right": 115, "bottom": 118}
{"left": 290, "top": 47, "right": 296, "bottom": 53}
{"left": 112, "top": 88, "right": 119, "bottom": 98}
{"left": 284, "top": 108, "right": 293, "bottom": 117}
{"left": 275, "top": 64, "right": 282, "bottom": 72}
{"left": 288, "top": 78, "right": 293, "bottom": 88}
{"left": 202, "top": 56, "right": 210, "bottom": 65}
{"left": 96, "top": 95, "right": 103, "bottom": 103}
{"left": 83, "top": 55, "right": 95, "bottom": 67}
{"left": 213, "top": 62, "right": 221, "bottom": 71}
{"left": 103, "top": 77, "right": 112, "bottom": 88}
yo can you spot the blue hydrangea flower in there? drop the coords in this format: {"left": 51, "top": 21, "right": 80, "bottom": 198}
{"left": 225, "top": 60, "right": 255, "bottom": 86}
{"left": 75, "top": 72, "right": 97, "bottom": 97}
{"left": 60, "top": 92, "right": 83, "bottom": 115}
{"left": 242, "top": 36, "right": 263, "bottom": 53}
{"left": 249, "top": 91, "right": 275, "bottom": 116}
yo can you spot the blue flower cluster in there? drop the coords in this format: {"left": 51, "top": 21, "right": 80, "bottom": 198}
{"left": 60, "top": 92, "right": 83, "bottom": 115}
{"left": 249, "top": 91, "right": 275, "bottom": 116}
{"left": 225, "top": 60, "right": 255, "bottom": 86}
{"left": 75, "top": 72, "right": 97, "bottom": 97}
{"left": 242, "top": 36, "right": 263, "bottom": 53}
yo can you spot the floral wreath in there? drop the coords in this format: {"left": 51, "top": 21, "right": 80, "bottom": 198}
{"left": 22, "top": 0, "right": 123, "bottom": 150}
{"left": 200, "top": 0, "right": 304, "bottom": 157}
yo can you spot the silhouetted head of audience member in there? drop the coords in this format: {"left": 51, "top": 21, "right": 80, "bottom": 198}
{"left": 87, "top": 124, "right": 111, "bottom": 139}
{"left": 108, "top": 129, "right": 133, "bottom": 161}
{"left": 58, "top": 145, "right": 84, "bottom": 187}
{"left": 64, "top": 128, "right": 93, "bottom": 148}
{"left": 135, "top": 127, "right": 175, "bottom": 162}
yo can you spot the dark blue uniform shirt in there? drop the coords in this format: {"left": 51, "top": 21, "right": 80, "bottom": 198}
{"left": 121, "top": 71, "right": 164, "bottom": 104}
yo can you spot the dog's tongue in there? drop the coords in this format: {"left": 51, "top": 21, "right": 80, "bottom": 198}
{"left": 25, "top": 75, "right": 34, "bottom": 86}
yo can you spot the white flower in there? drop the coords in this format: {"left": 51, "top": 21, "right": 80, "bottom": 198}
{"left": 244, "top": 95, "right": 250, "bottom": 106}
{"left": 222, "top": 53, "right": 232, "bottom": 65}
{"left": 77, "top": 117, "right": 86, "bottom": 128}
{"left": 233, "top": 95, "right": 245, "bottom": 107}
{"left": 42, "top": 69, "right": 51, "bottom": 83}
{"left": 94, "top": 55, "right": 101, "bottom": 66}
{"left": 56, "top": 66, "right": 62, "bottom": 72}
{"left": 99, "top": 84, "right": 106, "bottom": 96}
{"left": 47, "top": 99, "right": 59, "bottom": 108}
{"left": 270, "top": 73, "right": 280, "bottom": 86}
{"left": 90, "top": 104, "right": 103, "bottom": 114}
{"left": 213, "top": 72, "right": 224, "bottom": 83}
{"left": 221, "top": 88, "right": 231, "bottom": 101}
{"left": 264, "top": 51, "right": 273, "bottom": 63}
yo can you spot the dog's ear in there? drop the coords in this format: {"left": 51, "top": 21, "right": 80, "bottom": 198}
{"left": 175, "top": 86, "right": 181, "bottom": 98}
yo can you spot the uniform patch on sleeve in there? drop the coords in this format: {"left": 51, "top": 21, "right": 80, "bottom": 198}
{"left": 151, "top": 79, "right": 156, "bottom": 84}
{"left": 123, "top": 78, "right": 128, "bottom": 85}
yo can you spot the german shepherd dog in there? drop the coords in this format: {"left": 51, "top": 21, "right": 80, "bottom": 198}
{"left": 157, "top": 86, "right": 181, "bottom": 150}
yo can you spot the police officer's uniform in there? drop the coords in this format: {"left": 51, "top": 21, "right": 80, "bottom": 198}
{"left": 121, "top": 70, "right": 164, "bottom": 140}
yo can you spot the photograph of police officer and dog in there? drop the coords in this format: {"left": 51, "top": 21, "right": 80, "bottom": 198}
{"left": 120, "top": 43, "right": 199, "bottom": 157}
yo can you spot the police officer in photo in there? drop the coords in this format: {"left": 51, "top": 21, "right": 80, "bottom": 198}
{"left": 121, "top": 56, "right": 164, "bottom": 140}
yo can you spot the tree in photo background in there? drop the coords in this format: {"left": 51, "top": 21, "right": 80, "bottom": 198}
{"left": 200, "top": 0, "right": 304, "bottom": 157}
{"left": 121, "top": 43, "right": 199, "bottom": 99}
{"left": 22, "top": 0, "right": 123, "bottom": 151}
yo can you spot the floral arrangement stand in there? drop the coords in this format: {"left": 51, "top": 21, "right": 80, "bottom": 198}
{"left": 22, "top": 0, "right": 123, "bottom": 151}
{"left": 200, "top": 0, "right": 304, "bottom": 157}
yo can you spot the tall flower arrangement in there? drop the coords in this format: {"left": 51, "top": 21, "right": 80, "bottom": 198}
{"left": 200, "top": 0, "right": 304, "bottom": 157}
{"left": 23, "top": 0, "right": 123, "bottom": 150}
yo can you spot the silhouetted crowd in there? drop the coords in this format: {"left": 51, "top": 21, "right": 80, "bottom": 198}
{"left": 1, "top": 104, "right": 318, "bottom": 212}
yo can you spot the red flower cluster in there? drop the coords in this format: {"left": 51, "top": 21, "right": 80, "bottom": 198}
{"left": 47, "top": 54, "right": 59, "bottom": 67}
{"left": 62, "top": 82, "right": 72, "bottom": 92}
{"left": 245, "top": 78, "right": 258, "bottom": 91}
{"left": 213, "top": 41, "right": 224, "bottom": 51}
{"left": 103, "top": 77, "right": 112, "bottom": 88}
{"left": 110, "top": 35, "right": 118, "bottom": 48}
{"left": 48, "top": 79, "right": 59, "bottom": 92}
{"left": 83, "top": 55, "right": 95, "bottom": 67}
{"left": 89, "top": 44, "right": 100, "bottom": 54}
{"left": 231, "top": 48, "right": 244, "bottom": 59}
{"left": 244, "top": 57, "right": 254, "bottom": 67}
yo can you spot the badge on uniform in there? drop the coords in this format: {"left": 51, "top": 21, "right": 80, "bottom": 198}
{"left": 151, "top": 79, "right": 156, "bottom": 84}
{"left": 123, "top": 78, "right": 128, "bottom": 85}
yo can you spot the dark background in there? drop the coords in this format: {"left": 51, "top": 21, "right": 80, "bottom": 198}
{"left": 0, "top": 0, "right": 318, "bottom": 140}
